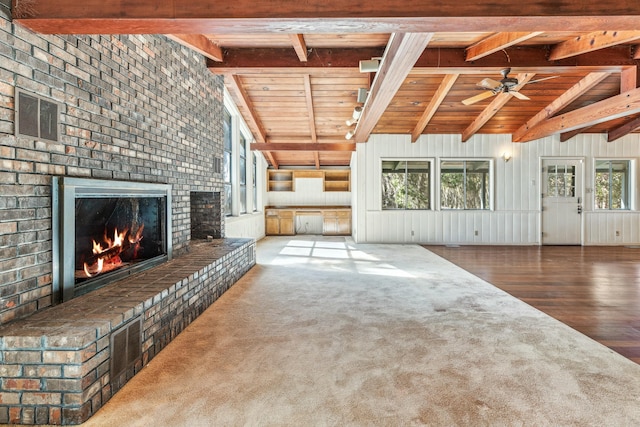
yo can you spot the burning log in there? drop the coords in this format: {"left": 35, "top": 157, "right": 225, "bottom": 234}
{"left": 83, "top": 225, "right": 144, "bottom": 277}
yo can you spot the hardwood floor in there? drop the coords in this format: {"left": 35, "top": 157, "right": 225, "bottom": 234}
{"left": 424, "top": 245, "right": 640, "bottom": 365}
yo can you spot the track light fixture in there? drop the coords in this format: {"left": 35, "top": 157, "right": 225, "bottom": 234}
{"left": 359, "top": 58, "right": 381, "bottom": 73}
{"left": 357, "top": 88, "right": 369, "bottom": 104}
{"left": 345, "top": 130, "right": 355, "bottom": 140}
{"left": 345, "top": 106, "right": 363, "bottom": 126}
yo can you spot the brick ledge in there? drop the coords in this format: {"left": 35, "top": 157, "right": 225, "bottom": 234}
{"left": 0, "top": 238, "right": 256, "bottom": 425}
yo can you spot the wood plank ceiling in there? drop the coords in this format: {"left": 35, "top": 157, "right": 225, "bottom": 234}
{"left": 14, "top": 1, "right": 640, "bottom": 168}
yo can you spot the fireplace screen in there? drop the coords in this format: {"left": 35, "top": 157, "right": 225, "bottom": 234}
{"left": 53, "top": 178, "right": 172, "bottom": 302}
{"left": 75, "top": 197, "right": 165, "bottom": 285}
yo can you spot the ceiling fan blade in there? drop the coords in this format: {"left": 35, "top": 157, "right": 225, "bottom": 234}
{"left": 511, "top": 91, "right": 530, "bottom": 101}
{"left": 477, "top": 78, "right": 501, "bottom": 90}
{"left": 462, "top": 90, "right": 496, "bottom": 105}
{"left": 523, "top": 75, "right": 560, "bottom": 85}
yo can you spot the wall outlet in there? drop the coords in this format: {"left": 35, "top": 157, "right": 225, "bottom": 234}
{"left": 411, "top": 230, "right": 415, "bottom": 236}
{"left": 474, "top": 230, "right": 479, "bottom": 236}
{"left": 616, "top": 230, "right": 620, "bottom": 237}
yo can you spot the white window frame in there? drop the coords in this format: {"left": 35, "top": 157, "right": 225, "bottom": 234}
{"left": 380, "top": 158, "right": 433, "bottom": 210}
{"left": 438, "top": 158, "right": 494, "bottom": 211}
{"left": 593, "top": 158, "right": 635, "bottom": 211}
{"left": 224, "top": 88, "right": 260, "bottom": 217}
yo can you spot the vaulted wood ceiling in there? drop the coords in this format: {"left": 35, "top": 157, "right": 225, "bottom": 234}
{"left": 14, "top": 1, "right": 640, "bottom": 168}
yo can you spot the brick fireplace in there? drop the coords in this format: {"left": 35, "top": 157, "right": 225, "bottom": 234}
{"left": 0, "top": 6, "right": 256, "bottom": 424}
{"left": 52, "top": 177, "right": 173, "bottom": 302}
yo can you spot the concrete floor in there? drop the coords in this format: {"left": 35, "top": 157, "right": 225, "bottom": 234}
{"left": 80, "top": 236, "right": 640, "bottom": 426}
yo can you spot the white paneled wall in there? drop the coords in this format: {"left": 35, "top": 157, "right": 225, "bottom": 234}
{"left": 267, "top": 177, "right": 351, "bottom": 206}
{"left": 354, "top": 133, "right": 640, "bottom": 245}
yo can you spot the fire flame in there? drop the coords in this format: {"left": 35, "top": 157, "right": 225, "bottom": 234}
{"left": 83, "top": 225, "right": 144, "bottom": 278}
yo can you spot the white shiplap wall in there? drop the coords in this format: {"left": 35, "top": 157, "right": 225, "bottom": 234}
{"left": 267, "top": 177, "right": 351, "bottom": 206}
{"left": 354, "top": 133, "right": 640, "bottom": 245}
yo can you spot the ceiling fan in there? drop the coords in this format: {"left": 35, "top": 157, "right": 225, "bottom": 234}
{"left": 462, "top": 68, "right": 557, "bottom": 106}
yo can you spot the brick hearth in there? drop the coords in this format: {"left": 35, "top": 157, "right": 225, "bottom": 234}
{"left": 0, "top": 238, "right": 255, "bottom": 425}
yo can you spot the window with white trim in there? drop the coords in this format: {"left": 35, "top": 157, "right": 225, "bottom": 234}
{"left": 440, "top": 160, "right": 491, "bottom": 210}
{"left": 222, "top": 108, "right": 232, "bottom": 216}
{"left": 239, "top": 134, "right": 247, "bottom": 214}
{"left": 595, "top": 160, "right": 630, "bottom": 210}
{"left": 381, "top": 160, "right": 431, "bottom": 210}
{"left": 252, "top": 152, "right": 258, "bottom": 212}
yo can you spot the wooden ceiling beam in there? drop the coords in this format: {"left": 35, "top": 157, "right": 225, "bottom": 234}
{"left": 250, "top": 143, "right": 356, "bottom": 151}
{"left": 224, "top": 74, "right": 267, "bottom": 143}
{"left": 513, "top": 87, "right": 640, "bottom": 143}
{"left": 290, "top": 34, "right": 308, "bottom": 62}
{"left": 303, "top": 74, "right": 317, "bottom": 143}
{"left": 549, "top": 31, "right": 640, "bottom": 61}
{"left": 461, "top": 73, "right": 533, "bottom": 142}
{"left": 14, "top": 1, "right": 640, "bottom": 34}
{"left": 354, "top": 32, "right": 434, "bottom": 143}
{"left": 465, "top": 32, "right": 543, "bottom": 61}
{"left": 620, "top": 66, "right": 638, "bottom": 92}
{"left": 512, "top": 71, "right": 611, "bottom": 142}
{"left": 304, "top": 74, "right": 320, "bottom": 169}
{"left": 208, "top": 47, "right": 384, "bottom": 74}
{"left": 224, "top": 73, "right": 280, "bottom": 167}
{"left": 560, "top": 127, "right": 592, "bottom": 142}
{"left": 314, "top": 151, "right": 320, "bottom": 169}
{"left": 411, "top": 74, "right": 459, "bottom": 142}
{"left": 607, "top": 115, "right": 640, "bottom": 142}
{"left": 165, "top": 34, "right": 223, "bottom": 61}
{"left": 208, "top": 46, "right": 636, "bottom": 75}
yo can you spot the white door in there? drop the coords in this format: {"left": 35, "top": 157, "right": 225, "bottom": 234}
{"left": 541, "top": 159, "right": 583, "bottom": 245}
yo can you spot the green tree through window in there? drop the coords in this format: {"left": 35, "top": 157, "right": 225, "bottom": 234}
{"left": 381, "top": 161, "right": 430, "bottom": 209}
{"left": 440, "top": 160, "right": 491, "bottom": 210}
{"left": 595, "top": 160, "right": 630, "bottom": 210}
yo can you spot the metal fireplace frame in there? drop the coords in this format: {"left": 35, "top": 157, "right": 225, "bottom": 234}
{"left": 52, "top": 177, "right": 172, "bottom": 303}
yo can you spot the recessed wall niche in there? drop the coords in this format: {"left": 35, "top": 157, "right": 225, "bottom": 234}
{"left": 190, "top": 191, "right": 222, "bottom": 239}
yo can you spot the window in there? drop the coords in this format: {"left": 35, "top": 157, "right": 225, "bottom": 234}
{"left": 595, "top": 160, "right": 630, "bottom": 210}
{"left": 546, "top": 164, "right": 575, "bottom": 197}
{"left": 223, "top": 109, "right": 232, "bottom": 216}
{"left": 252, "top": 153, "right": 258, "bottom": 212}
{"left": 440, "top": 160, "right": 491, "bottom": 210}
{"left": 239, "top": 134, "right": 247, "bottom": 214}
{"left": 381, "top": 160, "right": 430, "bottom": 209}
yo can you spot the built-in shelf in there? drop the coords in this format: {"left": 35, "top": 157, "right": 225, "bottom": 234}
{"left": 267, "top": 170, "right": 294, "bottom": 192}
{"left": 267, "top": 169, "right": 351, "bottom": 192}
{"left": 323, "top": 170, "right": 350, "bottom": 192}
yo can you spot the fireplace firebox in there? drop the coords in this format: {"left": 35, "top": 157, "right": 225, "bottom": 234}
{"left": 53, "top": 177, "right": 172, "bottom": 302}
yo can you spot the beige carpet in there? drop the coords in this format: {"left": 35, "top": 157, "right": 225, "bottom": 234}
{"left": 82, "top": 236, "right": 640, "bottom": 426}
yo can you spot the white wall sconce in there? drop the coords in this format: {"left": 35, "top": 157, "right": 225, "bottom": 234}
{"left": 503, "top": 152, "right": 512, "bottom": 162}
{"left": 345, "top": 106, "right": 363, "bottom": 126}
